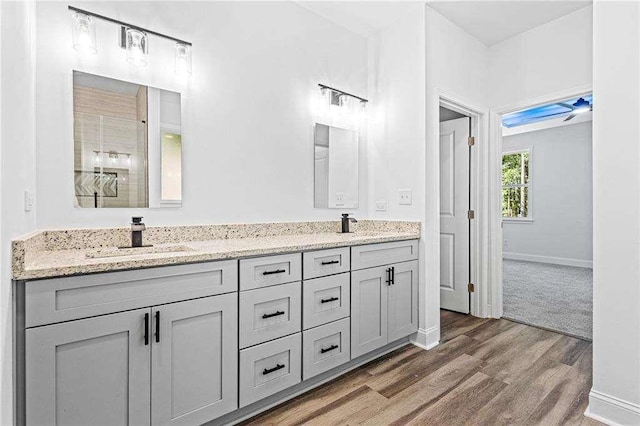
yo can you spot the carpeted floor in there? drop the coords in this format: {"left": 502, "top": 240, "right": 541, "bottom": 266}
{"left": 503, "top": 259, "right": 592, "bottom": 340}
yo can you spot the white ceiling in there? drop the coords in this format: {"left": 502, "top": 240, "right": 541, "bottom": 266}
{"left": 298, "top": 1, "right": 591, "bottom": 45}
{"left": 297, "top": 2, "right": 421, "bottom": 37}
{"left": 424, "top": 1, "right": 591, "bottom": 46}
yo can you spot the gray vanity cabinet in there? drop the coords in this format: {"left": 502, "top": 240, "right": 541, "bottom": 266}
{"left": 25, "top": 308, "right": 151, "bottom": 426}
{"left": 351, "top": 259, "right": 419, "bottom": 359}
{"left": 25, "top": 294, "right": 239, "bottom": 426}
{"left": 151, "top": 293, "right": 238, "bottom": 425}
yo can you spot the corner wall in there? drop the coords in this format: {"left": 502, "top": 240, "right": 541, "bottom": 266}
{"left": 587, "top": 2, "right": 640, "bottom": 423}
{"left": 0, "top": 1, "right": 38, "bottom": 423}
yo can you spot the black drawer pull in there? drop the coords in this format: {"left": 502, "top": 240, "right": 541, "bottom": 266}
{"left": 263, "top": 269, "right": 286, "bottom": 276}
{"left": 155, "top": 311, "right": 160, "bottom": 343}
{"left": 321, "top": 344, "right": 339, "bottom": 354}
{"left": 144, "top": 313, "right": 149, "bottom": 345}
{"left": 320, "top": 296, "right": 339, "bottom": 304}
{"left": 321, "top": 260, "right": 340, "bottom": 265}
{"left": 262, "top": 310, "right": 285, "bottom": 319}
{"left": 263, "top": 363, "right": 285, "bottom": 375}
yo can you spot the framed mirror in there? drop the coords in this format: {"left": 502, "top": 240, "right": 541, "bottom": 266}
{"left": 314, "top": 123, "right": 359, "bottom": 209}
{"left": 73, "top": 71, "right": 182, "bottom": 208}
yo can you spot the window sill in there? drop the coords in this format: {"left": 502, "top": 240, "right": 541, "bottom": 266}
{"left": 503, "top": 218, "right": 533, "bottom": 224}
{"left": 502, "top": 217, "right": 533, "bottom": 224}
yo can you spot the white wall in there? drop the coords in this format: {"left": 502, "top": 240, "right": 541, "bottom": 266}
{"left": 488, "top": 5, "right": 593, "bottom": 108}
{"left": 587, "top": 2, "right": 640, "bottom": 424}
{"left": 503, "top": 121, "right": 593, "bottom": 267}
{"left": 0, "top": 1, "right": 38, "bottom": 423}
{"left": 366, "top": 3, "right": 427, "bottom": 341}
{"left": 36, "top": 1, "right": 369, "bottom": 229}
{"left": 367, "top": 4, "right": 489, "bottom": 346}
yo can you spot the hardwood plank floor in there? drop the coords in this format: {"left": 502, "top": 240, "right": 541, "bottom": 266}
{"left": 243, "top": 311, "right": 601, "bottom": 426}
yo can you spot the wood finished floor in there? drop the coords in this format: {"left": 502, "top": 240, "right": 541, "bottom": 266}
{"left": 243, "top": 310, "right": 602, "bottom": 426}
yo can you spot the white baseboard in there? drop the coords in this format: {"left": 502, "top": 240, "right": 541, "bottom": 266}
{"left": 412, "top": 326, "right": 439, "bottom": 350}
{"left": 586, "top": 389, "right": 640, "bottom": 426}
{"left": 503, "top": 252, "right": 592, "bottom": 268}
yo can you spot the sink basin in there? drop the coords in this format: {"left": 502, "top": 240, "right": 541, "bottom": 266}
{"left": 85, "top": 245, "right": 196, "bottom": 259}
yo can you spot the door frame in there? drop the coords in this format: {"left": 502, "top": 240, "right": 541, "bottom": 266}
{"left": 429, "top": 89, "right": 487, "bottom": 320}
{"left": 486, "top": 85, "right": 593, "bottom": 318}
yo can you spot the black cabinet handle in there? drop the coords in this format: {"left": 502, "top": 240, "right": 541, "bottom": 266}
{"left": 263, "top": 269, "right": 286, "bottom": 276}
{"left": 144, "top": 313, "right": 149, "bottom": 345}
{"left": 320, "top": 296, "right": 339, "bottom": 304}
{"left": 386, "top": 267, "right": 392, "bottom": 286}
{"left": 263, "top": 363, "right": 285, "bottom": 375}
{"left": 391, "top": 266, "right": 395, "bottom": 285}
{"left": 321, "top": 344, "right": 339, "bottom": 354}
{"left": 155, "top": 311, "right": 160, "bottom": 343}
{"left": 321, "top": 260, "right": 340, "bottom": 265}
{"left": 262, "top": 310, "right": 285, "bottom": 319}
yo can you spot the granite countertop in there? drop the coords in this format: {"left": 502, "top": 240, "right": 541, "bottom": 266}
{"left": 12, "top": 220, "right": 421, "bottom": 280}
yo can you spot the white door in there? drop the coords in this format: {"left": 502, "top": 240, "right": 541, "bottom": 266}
{"left": 439, "top": 117, "right": 470, "bottom": 313}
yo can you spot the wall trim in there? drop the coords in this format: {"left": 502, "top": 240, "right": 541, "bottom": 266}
{"left": 586, "top": 389, "right": 640, "bottom": 426}
{"left": 503, "top": 252, "right": 593, "bottom": 268}
{"left": 412, "top": 326, "right": 439, "bottom": 350}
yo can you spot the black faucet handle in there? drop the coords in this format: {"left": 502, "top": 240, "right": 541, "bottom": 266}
{"left": 342, "top": 213, "right": 350, "bottom": 218}
{"left": 132, "top": 216, "right": 144, "bottom": 224}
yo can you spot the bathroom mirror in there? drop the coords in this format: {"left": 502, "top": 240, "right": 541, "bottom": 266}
{"left": 314, "top": 123, "right": 359, "bottom": 209}
{"left": 73, "top": 71, "right": 182, "bottom": 208}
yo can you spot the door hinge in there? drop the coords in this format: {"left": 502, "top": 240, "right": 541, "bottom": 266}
{"left": 468, "top": 282, "right": 475, "bottom": 293}
{"left": 468, "top": 136, "right": 475, "bottom": 146}
{"left": 467, "top": 210, "right": 475, "bottom": 220}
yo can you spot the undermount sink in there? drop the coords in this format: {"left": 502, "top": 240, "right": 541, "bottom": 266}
{"left": 85, "top": 245, "right": 196, "bottom": 259}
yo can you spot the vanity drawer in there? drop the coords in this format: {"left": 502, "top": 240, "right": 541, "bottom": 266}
{"left": 302, "top": 273, "right": 350, "bottom": 330}
{"left": 239, "top": 282, "right": 301, "bottom": 348}
{"left": 24, "top": 260, "right": 238, "bottom": 328}
{"left": 302, "top": 318, "right": 350, "bottom": 380}
{"left": 239, "top": 333, "right": 302, "bottom": 408}
{"left": 303, "top": 247, "right": 350, "bottom": 280}
{"left": 351, "top": 240, "right": 419, "bottom": 271}
{"left": 240, "top": 253, "right": 302, "bottom": 291}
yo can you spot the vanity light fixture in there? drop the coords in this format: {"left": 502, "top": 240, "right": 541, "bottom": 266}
{"left": 318, "top": 84, "right": 368, "bottom": 106}
{"left": 68, "top": 6, "right": 193, "bottom": 74}
{"left": 125, "top": 28, "right": 148, "bottom": 67}
{"left": 71, "top": 12, "right": 97, "bottom": 54}
{"left": 174, "top": 43, "right": 192, "bottom": 76}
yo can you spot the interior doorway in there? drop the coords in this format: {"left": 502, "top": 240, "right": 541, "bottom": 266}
{"left": 439, "top": 105, "right": 472, "bottom": 314}
{"left": 497, "top": 93, "right": 593, "bottom": 340}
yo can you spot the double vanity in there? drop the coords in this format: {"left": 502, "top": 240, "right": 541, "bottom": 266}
{"left": 12, "top": 220, "right": 420, "bottom": 425}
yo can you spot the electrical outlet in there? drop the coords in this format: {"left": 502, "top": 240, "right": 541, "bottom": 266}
{"left": 375, "top": 201, "right": 388, "bottom": 211}
{"left": 336, "top": 192, "right": 345, "bottom": 202}
{"left": 398, "top": 189, "right": 412, "bottom": 205}
{"left": 24, "top": 190, "right": 34, "bottom": 212}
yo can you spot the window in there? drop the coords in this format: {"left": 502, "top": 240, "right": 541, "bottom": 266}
{"left": 502, "top": 150, "right": 530, "bottom": 219}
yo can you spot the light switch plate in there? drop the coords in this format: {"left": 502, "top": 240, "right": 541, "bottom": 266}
{"left": 375, "top": 201, "right": 388, "bottom": 211}
{"left": 398, "top": 189, "right": 412, "bottom": 205}
{"left": 24, "top": 190, "right": 34, "bottom": 212}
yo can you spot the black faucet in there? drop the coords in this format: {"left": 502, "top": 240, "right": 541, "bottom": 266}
{"left": 341, "top": 213, "right": 357, "bottom": 233}
{"left": 131, "top": 216, "right": 146, "bottom": 247}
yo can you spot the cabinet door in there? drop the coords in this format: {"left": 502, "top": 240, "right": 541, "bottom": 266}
{"left": 151, "top": 293, "right": 238, "bottom": 425}
{"left": 351, "top": 265, "right": 389, "bottom": 358}
{"left": 25, "top": 308, "right": 150, "bottom": 426}
{"left": 388, "top": 260, "right": 419, "bottom": 342}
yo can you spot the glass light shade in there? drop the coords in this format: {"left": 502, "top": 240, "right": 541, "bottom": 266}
{"left": 174, "top": 43, "right": 192, "bottom": 76}
{"left": 125, "top": 28, "right": 148, "bottom": 67}
{"left": 72, "top": 12, "right": 97, "bottom": 54}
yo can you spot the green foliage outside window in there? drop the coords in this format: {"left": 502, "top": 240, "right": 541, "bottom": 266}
{"left": 502, "top": 151, "right": 529, "bottom": 218}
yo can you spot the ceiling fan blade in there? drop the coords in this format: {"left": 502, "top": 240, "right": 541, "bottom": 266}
{"left": 564, "top": 113, "right": 577, "bottom": 122}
